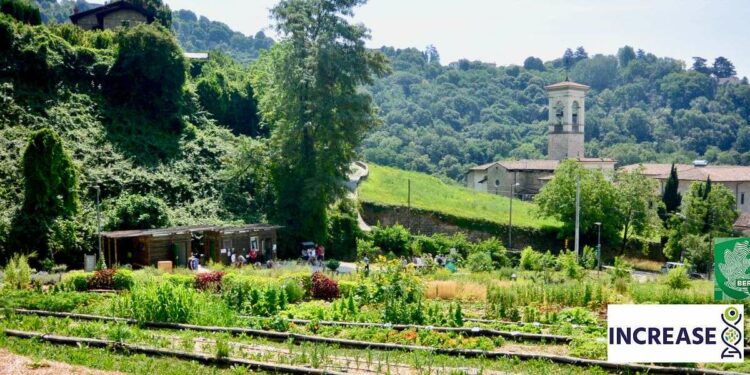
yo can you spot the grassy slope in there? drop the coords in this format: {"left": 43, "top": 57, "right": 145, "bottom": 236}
{"left": 359, "top": 164, "right": 561, "bottom": 229}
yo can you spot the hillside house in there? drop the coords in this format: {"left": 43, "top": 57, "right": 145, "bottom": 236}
{"left": 621, "top": 162, "right": 750, "bottom": 215}
{"left": 70, "top": 1, "right": 155, "bottom": 30}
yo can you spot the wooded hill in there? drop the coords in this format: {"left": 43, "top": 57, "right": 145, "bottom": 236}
{"left": 31, "top": 1, "right": 750, "bottom": 182}
{"left": 0, "top": 12, "right": 266, "bottom": 262}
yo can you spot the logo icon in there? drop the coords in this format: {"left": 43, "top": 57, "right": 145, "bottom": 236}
{"left": 721, "top": 306, "right": 743, "bottom": 359}
{"left": 715, "top": 237, "right": 750, "bottom": 300}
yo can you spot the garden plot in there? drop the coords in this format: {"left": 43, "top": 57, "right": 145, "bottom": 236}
{"left": 0, "top": 253, "right": 747, "bottom": 374}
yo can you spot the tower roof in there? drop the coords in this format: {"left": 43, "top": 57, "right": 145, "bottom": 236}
{"left": 545, "top": 81, "right": 590, "bottom": 92}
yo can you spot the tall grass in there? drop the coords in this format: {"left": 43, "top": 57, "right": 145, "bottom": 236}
{"left": 487, "top": 280, "right": 609, "bottom": 313}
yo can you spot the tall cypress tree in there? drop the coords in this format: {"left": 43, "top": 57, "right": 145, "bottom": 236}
{"left": 660, "top": 164, "right": 682, "bottom": 221}
{"left": 9, "top": 128, "right": 80, "bottom": 259}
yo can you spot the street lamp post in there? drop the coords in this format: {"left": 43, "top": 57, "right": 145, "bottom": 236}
{"left": 594, "top": 222, "right": 602, "bottom": 271}
{"left": 508, "top": 182, "right": 520, "bottom": 251}
{"left": 94, "top": 184, "right": 102, "bottom": 265}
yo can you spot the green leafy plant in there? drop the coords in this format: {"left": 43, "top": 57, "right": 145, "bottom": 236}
{"left": 3, "top": 253, "right": 32, "bottom": 289}
{"left": 519, "top": 247, "right": 541, "bottom": 271}
{"left": 112, "top": 269, "right": 135, "bottom": 290}
{"left": 465, "top": 251, "right": 493, "bottom": 272}
{"left": 665, "top": 266, "right": 690, "bottom": 290}
{"left": 325, "top": 259, "right": 340, "bottom": 273}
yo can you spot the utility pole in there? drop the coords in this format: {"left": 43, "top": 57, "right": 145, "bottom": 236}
{"left": 94, "top": 184, "right": 102, "bottom": 265}
{"left": 508, "top": 182, "right": 519, "bottom": 251}
{"left": 407, "top": 179, "right": 411, "bottom": 230}
{"left": 575, "top": 173, "right": 581, "bottom": 261}
{"left": 595, "top": 222, "right": 602, "bottom": 271}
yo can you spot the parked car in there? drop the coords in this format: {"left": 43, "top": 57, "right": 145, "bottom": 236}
{"left": 660, "top": 262, "right": 705, "bottom": 279}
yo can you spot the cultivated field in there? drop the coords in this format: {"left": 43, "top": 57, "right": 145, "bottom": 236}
{"left": 0, "top": 254, "right": 745, "bottom": 374}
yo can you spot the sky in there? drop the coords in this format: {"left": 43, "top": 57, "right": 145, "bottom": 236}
{"left": 163, "top": 0, "right": 750, "bottom": 77}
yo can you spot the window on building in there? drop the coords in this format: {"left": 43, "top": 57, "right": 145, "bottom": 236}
{"left": 571, "top": 101, "right": 580, "bottom": 125}
{"left": 495, "top": 179, "right": 500, "bottom": 187}
{"left": 742, "top": 192, "right": 745, "bottom": 205}
{"left": 554, "top": 101, "right": 564, "bottom": 124}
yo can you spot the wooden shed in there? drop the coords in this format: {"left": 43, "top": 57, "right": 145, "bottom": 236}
{"left": 101, "top": 224, "right": 280, "bottom": 268}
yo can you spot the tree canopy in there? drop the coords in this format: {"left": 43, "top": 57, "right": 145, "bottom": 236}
{"left": 252, "top": 0, "right": 389, "bottom": 251}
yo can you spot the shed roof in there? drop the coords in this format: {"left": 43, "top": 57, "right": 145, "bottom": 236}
{"left": 102, "top": 224, "right": 282, "bottom": 239}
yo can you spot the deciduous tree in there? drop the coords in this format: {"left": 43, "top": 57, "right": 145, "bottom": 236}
{"left": 253, "top": 0, "right": 389, "bottom": 250}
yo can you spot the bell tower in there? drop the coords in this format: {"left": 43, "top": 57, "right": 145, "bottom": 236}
{"left": 545, "top": 81, "right": 589, "bottom": 160}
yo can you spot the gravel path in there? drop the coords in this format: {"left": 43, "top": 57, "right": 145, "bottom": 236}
{"left": 0, "top": 349, "right": 119, "bottom": 375}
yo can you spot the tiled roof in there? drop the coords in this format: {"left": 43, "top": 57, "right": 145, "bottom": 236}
{"left": 734, "top": 213, "right": 750, "bottom": 228}
{"left": 545, "top": 81, "right": 590, "bottom": 91}
{"left": 621, "top": 163, "right": 750, "bottom": 182}
{"left": 577, "top": 157, "right": 616, "bottom": 163}
{"left": 497, "top": 159, "right": 560, "bottom": 171}
{"left": 468, "top": 162, "right": 498, "bottom": 171}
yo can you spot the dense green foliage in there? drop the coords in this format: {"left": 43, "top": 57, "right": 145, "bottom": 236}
{"left": 252, "top": 0, "right": 389, "bottom": 249}
{"left": 1, "top": 0, "right": 41, "bottom": 25}
{"left": 192, "top": 51, "right": 262, "bottom": 136}
{"left": 664, "top": 181, "right": 738, "bottom": 271}
{"left": 533, "top": 161, "right": 622, "bottom": 242}
{"left": 107, "top": 194, "right": 171, "bottom": 230}
{"left": 10, "top": 128, "right": 80, "bottom": 259}
{"left": 0, "top": 15, "right": 255, "bottom": 264}
{"left": 363, "top": 46, "right": 750, "bottom": 179}
{"left": 105, "top": 23, "right": 187, "bottom": 123}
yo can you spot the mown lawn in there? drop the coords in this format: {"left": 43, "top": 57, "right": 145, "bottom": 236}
{"left": 358, "top": 164, "right": 561, "bottom": 229}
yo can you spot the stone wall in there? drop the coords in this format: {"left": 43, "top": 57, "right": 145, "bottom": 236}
{"left": 75, "top": 14, "right": 99, "bottom": 30}
{"left": 361, "top": 202, "right": 563, "bottom": 251}
{"left": 102, "top": 10, "right": 148, "bottom": 29}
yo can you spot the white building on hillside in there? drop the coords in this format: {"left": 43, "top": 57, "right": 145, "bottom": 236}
{"left": 621, "top": 162, "right": 750, "bottom": 214}
{"left": 465, "top": 80, "right": 615, "bottom": 198}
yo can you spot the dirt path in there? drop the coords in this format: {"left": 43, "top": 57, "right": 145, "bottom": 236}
{"left": 0, "top": 349, "right": 119, "bottom": 375}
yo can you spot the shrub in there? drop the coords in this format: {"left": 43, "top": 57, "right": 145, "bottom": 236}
{"left": 558, "top": 307, "right": 598, "bottom": 325}
{"left": 325, "top": 259, "right": 340, "bottom": 272}
{"left": 195, "top": 271, "right": 224, "bottom": 291}
{"left": 311, "top": 272, "right": 339, "bottom": 300}
{"left": 465, "top": 251, "right": 493, "bottom": 272}
{"left": 4, "top": 253, "right": 32, "bottom": 289}
{"left": 665, "top": 266, "right": 690, "bottom": 290}
{"left": 88, "top": 268, "right": 115, "bottom": 290}
{"left": 356, "top": 238, "right": 381, "bottom": 259}
{"left": 112, "top": 269, "right": 134, "bottom": 290}
{"left": 519, "top": 247, "right": 541, "bottom": 271}
{"left": 164, "top": 273, "right": 195, "bottom": 288}
{"left": 581, "top": 245, "right": 597, "bottom": 269}
{"left": 371, "top": 224, "right": 411, "bottom": 256}
{"left": 123, "top": 282, "right": 197, "bottom": 323}
{"left": 338, "top": 280, "right": 358, "bottom": 297}
{"left": 62, "top": 271, "right": 91, "bottom": 291}
{"left": 282, "top": 279, "right": 305, "bottom": 303}
{"left": 472, "top": 238, "right": 509, "bottom": 268}
{"left": 558, "top": 250, "right": 583, "bottom": 280}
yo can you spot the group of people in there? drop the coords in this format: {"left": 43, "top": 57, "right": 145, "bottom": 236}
{"left": 301, "top": 244, "right": 325, "bottom": 266}
{"left": 228, "top": 247, "right": 274, "bottom": 268}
